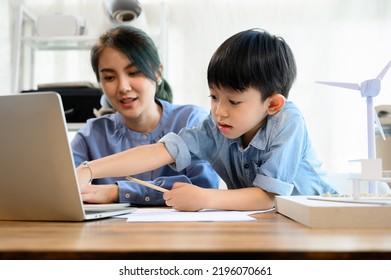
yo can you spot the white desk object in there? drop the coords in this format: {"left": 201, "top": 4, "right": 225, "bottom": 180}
{"left": 123, "top": 208, "right": 273, "bottom": 222}
{"left": 276, "top": 195, "right": 391, "bottom": 228}
{"left": 316, "top": 59, "right": 391, "bottom": 194}
{"left": 276, "top": 159, "right": 391, "bottom": 228}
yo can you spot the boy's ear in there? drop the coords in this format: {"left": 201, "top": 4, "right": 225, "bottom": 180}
{"left": 267, "top": 93, "right": 285, "bottom": 115}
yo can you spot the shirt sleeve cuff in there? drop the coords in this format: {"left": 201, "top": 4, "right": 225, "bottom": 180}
{"left": 253, "top": 174, "right": 294, "bottom": 196}
{"left": 159, "top": 133, "right": 191, "bottom": 171}
{"left": 117, "top": 180, "right": 165, "bottom": 205}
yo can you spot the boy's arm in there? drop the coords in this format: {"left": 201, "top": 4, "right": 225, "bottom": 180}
{"left": 206, "top": 187, "right": 275, "bottom": 211}
{"left": 164, "top": 183, "right": 275, "bottom": 211}
{"left": 76, "top": 143, "right": 174, "bottom": 188}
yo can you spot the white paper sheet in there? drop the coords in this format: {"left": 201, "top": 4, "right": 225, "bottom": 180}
{"left": 121, "top": 208, "right": 274, "bottom": 222}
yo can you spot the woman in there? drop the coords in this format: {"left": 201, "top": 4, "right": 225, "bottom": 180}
{"left": 71, "top": 25, "right": 219, "bottom": 206}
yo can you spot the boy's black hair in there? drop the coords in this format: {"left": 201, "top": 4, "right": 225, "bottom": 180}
{"left": 207, "top": 28, "right": 297, "bottom": 101}
{"left": 91, "top": 25, "right": 173, "bottom": 103}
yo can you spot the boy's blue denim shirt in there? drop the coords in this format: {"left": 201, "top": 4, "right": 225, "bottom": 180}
{"left": 71, "top": 99, "right": 220, "bottom": 205}
{"left": 160, "top": 100, "right": 338, "bottom": 196}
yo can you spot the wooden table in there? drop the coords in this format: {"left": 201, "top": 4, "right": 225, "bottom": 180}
{"left": 1, "top": 210, "right": 391, "bottom": 260}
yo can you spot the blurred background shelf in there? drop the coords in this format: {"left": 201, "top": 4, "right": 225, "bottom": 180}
{"left": 22, "top": 36, "right": 97, "bottom": 50}
{"left": 12, "top": 2, "right": 167, "bottom": 94}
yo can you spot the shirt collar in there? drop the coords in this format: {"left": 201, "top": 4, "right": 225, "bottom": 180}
{"left": 114, "top": 99, "right": 169, "bottom": 140}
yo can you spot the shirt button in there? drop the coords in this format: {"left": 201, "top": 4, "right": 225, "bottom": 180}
{"left": 145, "top": 196, "right": 150, "bottom": 202}
{"left": 125, "top": 193, "right": 131, "bottom": 199}
{"left": 244, "top": 164, "right": 249, "bottom": 169}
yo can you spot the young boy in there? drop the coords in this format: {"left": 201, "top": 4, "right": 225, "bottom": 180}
{"left": 77, "top": 28, "right": 337, "bottom": 211}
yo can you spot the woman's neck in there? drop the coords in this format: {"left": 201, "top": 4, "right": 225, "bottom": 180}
{"left": 123, "top": 102, "right": 163, "bottom": 133}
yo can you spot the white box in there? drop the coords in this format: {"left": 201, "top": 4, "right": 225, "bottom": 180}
{"left": 276, "top": 195, "right": 391, "bottom": 228}
{"left": 35, "top": 14, "right": 86, "bottom": 37}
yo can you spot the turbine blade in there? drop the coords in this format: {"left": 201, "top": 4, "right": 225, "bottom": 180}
{"left": 316, "top": 81, "right": 360, "bottom": 91}
{"left": 377, "top": 59, "right": 391, "bottom": 80}
{"left": 374, "top": 112, "right": 386, "bottom": 140}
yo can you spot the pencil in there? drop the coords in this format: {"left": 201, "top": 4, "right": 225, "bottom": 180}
{"left": 126, "top": 176, "right": 168, "bottom": 193}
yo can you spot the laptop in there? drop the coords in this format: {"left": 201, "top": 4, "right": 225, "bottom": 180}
{"left": 0, "top": 92, "right": 136, "bottom": 221}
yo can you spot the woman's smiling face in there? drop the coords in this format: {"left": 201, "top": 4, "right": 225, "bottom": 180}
{"left": 98, "top": 46, "right": 159, "bottom": 128}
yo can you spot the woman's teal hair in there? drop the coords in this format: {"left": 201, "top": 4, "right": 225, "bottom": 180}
{"left": 91, "top": 25, "right": 173, "bottom": 103}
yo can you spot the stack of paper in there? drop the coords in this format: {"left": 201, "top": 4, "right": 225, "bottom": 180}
{"left": 119, "top": 208, "right": 274, "bottom": 222}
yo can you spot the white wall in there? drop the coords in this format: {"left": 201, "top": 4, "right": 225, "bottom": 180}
{"left": 1, "top": 0, "right": 12, "bottom": 94}
{"left": 3, "top": 0, "right": 391, "bottom": 175}
{"left": 165, "top": 0, "right": 391, "bottom": 175}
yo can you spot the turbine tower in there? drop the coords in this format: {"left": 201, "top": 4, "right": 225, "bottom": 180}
{"left": 316, "top": 60, "right": 391, "bottom": 193}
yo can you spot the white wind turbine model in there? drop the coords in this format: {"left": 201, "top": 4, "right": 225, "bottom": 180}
{"left": 316, "top": 59, "right": 391, "bottom": 194}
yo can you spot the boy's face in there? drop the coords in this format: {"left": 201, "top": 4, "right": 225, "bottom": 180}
{"left": 209, "top": 86, "right": 269, "bottom": 147}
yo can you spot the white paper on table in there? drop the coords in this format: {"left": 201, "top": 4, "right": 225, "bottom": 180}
{"left": 122, "top": 208, "right": 274, "bottom": 222}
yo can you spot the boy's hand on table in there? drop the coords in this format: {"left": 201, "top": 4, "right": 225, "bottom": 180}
{"left": 163, "top": 182, "right": 209, "bottom": 212}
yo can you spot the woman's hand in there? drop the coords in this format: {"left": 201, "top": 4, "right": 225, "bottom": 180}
{"left": 81, "top": 184, "right": 119, "bottom": 204}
